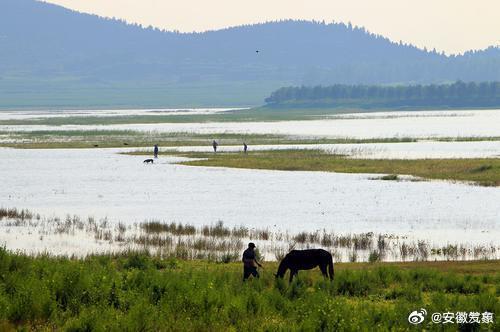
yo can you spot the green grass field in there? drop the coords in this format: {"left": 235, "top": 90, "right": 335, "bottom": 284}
{"left": 0, "top": 78, "right": 283, "bottom": 110}
{"left": 0, "top": 248, "right": 498, "bottom": 331}
{"left": 155, "top": 150, "right": 500, "bottom": 186}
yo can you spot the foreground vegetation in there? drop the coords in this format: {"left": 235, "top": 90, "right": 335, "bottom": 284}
{"left": 136, "top": 149, "right": 500, "bottom": 187}
{"left": 0, "top": 248, "right": 498, "bottom": 331}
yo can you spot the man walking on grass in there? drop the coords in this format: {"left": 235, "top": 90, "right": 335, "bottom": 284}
{"left": 242, "top": 242, "right": 262, "bottom": 281}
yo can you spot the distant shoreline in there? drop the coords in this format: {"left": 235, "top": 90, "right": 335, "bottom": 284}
{"left": 1, "top": 105, "right": 499, "bottom": 113}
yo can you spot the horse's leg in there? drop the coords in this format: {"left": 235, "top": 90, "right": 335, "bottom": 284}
{"left": 319, "top": 264, "right": 328, "bottom": 278}
{"left": 328, "top": 258, "right": 335, "bottom": 281}
{"left": 289, "top": 270, "right": 297, "bottom": 283}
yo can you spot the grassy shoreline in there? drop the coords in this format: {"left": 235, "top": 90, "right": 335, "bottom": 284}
{"left": 1, "top": 106, "right": 498, "bottom": 126}
{"left": 1, "top": 129, "right": 500, "bottom": 149}
{"left": 0, "top": 132, "right": 421, "bottom": 149}
{"left": 124, "top": 150, "right": 500, "bottom": 187}
{"left": 0, "top": 248, "right": 498, "bottom": 330}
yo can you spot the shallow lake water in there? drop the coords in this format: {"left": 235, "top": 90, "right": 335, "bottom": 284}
{"left": 1, "top": 108, "right": 499, "bottom": 257}
{"left": 0, "top": 107, "right": 241, "bottom": 120}
{"left": 2, "top": 109, "right": 500, "bottom": 139}
{"left": 1, "top": 148, "right": 498, "bottom": 254}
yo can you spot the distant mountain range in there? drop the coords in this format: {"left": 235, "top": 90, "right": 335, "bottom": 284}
{"left": 1, "top": 0, "right": 499, "bottom": 108}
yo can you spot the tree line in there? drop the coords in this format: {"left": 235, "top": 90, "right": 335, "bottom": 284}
{"left": 265, "top": 81, "right": 500, "bottom": 108}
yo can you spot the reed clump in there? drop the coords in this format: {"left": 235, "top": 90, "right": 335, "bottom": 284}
{"left": 1, "top": 208, "right": 499, "bottom": 263}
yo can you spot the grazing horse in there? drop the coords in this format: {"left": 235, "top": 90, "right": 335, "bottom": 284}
{"left": 276, "top": 249, "right": 334, "bottom": 282}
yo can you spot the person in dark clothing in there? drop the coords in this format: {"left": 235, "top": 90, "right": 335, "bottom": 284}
{"left": 212, "top": 140, "right": 218, "bottom": 153}
{"left": 154, "top": 144, "right": 159, "bottom": 158}
{"left": 242, "top": 242, "right": 262, "bottom": 281}
{"left": 243, "top": 142, "right": 248, "bottom": 154}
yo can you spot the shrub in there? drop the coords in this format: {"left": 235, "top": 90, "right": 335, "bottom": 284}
{"left": 123, "top": 251, "right": 151, "bottom": 270}
{"left": 368, "top": 250, "right": 381, "bottom": 263}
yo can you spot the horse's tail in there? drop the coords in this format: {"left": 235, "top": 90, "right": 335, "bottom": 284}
{"left": 328, "top": 254, "right": 334, "bottom": 281}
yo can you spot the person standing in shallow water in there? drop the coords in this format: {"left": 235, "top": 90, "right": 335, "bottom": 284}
{"left": 243, "top": 142, "right": 248, "bottom": 154}
{"left": 242, "top": 242, "right": 262, "bottom": 281}
{"left": 154, "top": 144, "right": 159, "bottom": 158}
{"left": 212, "top": 140, "right": 218, "bottom": 153}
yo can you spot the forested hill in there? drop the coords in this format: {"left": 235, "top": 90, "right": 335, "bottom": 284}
{"left": 265, "top": 82, "right": 500, "bottom": 109}
{"left": 1, "top": 0, "right": 500, "bottom": 108}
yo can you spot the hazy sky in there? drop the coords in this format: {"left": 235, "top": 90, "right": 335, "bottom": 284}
{"left": 42, "top": 0, "right": 500, "bottom": 54}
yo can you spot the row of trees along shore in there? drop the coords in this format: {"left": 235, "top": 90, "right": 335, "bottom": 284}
{"left": 265, "top": 81, "right": 500, "bottom": 108}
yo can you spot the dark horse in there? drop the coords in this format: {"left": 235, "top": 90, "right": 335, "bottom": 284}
{"left": 276, "top": 249, "right": 334, "bottom": 282}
